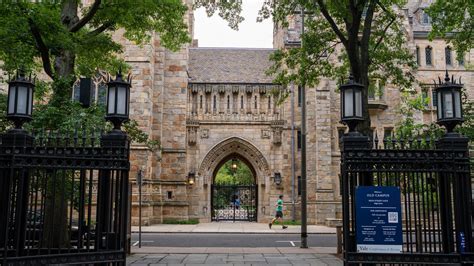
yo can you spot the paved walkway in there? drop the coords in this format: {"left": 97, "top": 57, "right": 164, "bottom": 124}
{"left": 127, "top": 247, "right": 342, "bottom": 265}
{"left": 131, "top": 222, "right": 337, "bottom": 234}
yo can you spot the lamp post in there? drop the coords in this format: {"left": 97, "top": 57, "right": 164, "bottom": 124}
{"left": 5, "top": 71, "right": 35, "bottom": 145}
{"left": 340, "top": 74, "right": 364, "bottom": 134}
{"left": 102, "top": 71, "right": 131, "bottom": 147}
{"left": 434, "top": 70, "right": 463, "bottom": 134}
{"left": 187, "top": 172, "right": 196, "bottom": 185}
{"left": 273, "top": 172, "right": 282, "bottom": 186}
{"left": 434, "top": 70, "right": 471, "bottom": 254}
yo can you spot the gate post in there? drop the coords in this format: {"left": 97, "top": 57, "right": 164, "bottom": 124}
{"left": 436, "top": 132, "right": 472, "bottom": 254}
{"left": 341, "top": 131, "right": 370, "bottom": 265}
{"left": 100, "top": 128, "right": 130, "bottom": 252}
{"left": 0, "top": 127, "right": 34, "bottom": 257}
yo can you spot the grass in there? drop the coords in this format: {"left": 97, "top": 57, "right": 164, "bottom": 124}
{"left": 162, "top": 218, "right": 199, "bottom": 224}
{"left": 273, "top": 220, "right": 301, "bottom": 225}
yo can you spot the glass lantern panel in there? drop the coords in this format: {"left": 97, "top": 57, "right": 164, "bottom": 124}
{"left": 355, "top": 90, "right": 362, "bottom": 117}
{"left": 117, "top": 85, "right": 127, "bottom": 115}
{"left": 443, "top": 92, "right": 453, "bottom": 118}
{"left": 8, "top": 86, "right": 16, "bottom": 114}
{"left": 17, "top": 86, "right": 28, "bottom": 114}
{"left": 107, "top": 86, "right": 116, "bottom": 114}
{"left": 28, "top": 87, "right": 33, "bottom": 115}
{"left": 454, "top": 90, "right": 461, "bottom": 118}
{"left": 344, "top": 89, "right": 354, "bottom": 117}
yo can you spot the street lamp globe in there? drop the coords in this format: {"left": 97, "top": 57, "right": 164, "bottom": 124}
{"left": 435, "top": 70, "right": 463, "bottom": 133}
{"left": 340, "top": 74, "right": 364, "bottom": 132}
{"left": 7, "top": 71, "right": 35, "bottom": 129}
{"left": 106, "top": 71, "right": 131, "bottom": 130}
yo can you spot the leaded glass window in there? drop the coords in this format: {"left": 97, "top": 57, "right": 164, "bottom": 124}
{"left": 425, "top": 46, "right": 432, "bottom": 66}
{"left": 445, "top": 47, "right": 452, "bottom": 65}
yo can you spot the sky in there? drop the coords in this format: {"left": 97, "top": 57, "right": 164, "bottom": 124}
{"left": 193, "top": 0, "right": 273, "bottom": 48}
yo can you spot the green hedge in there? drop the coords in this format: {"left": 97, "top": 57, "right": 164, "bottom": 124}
{"left": 162, "top": 218, "right": 199, "bottom": 224}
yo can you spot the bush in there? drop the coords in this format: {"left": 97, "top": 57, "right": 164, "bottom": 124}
{"left": 162, "top": 218, "right": 199, "bottom": 224}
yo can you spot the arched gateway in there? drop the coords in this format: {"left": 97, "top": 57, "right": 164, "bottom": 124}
{"left": 198, "top": 137, "right": 271, "bottom": 222}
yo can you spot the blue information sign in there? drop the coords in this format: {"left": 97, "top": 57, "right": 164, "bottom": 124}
{"left": 355, "top": 186, "right": 403, "bottom": 253}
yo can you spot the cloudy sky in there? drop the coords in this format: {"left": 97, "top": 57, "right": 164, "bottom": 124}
{"left": 194, "top": 0, "right": 273, "bottom": 48}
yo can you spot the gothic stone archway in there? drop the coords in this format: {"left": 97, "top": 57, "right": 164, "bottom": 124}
{"left": 198, "top": 137, "right": 271, "bottom": 222}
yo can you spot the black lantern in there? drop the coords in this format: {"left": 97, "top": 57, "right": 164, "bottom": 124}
{"left": 187, "top": 172, "right": 196, "bottom": 185}
{"left": 7, "top": 71, "right": 35, "bottom": 129}
{"left": 434, "top": 70, "right": 463, "bottom": 132}
{"left": 273, "top": 172, "right": 282, "bottom": 185}
{"left": 106, "top": 71, "right": 131, "bottom": 130}
{"left": 340, "top": 75, "right": 364, "bottom": 132}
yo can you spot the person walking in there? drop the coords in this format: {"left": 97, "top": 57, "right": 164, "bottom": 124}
{"left": 269, "top": 195, "right": 287, "bottom": 229}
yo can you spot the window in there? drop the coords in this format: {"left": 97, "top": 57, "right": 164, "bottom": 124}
{"left": 383, "top": 128, "right": 393, "bottom": 140}
{"left": 241, "top": 96, "right": 244, "bottom": 109}
{"left": 213, "top": 95, "right": 217, "bottom": 110}
{"left": 254, "top": 95, "right": 257, "bottom": 109}
{"left": 422, "top": 11, "right": 431, "bottom": 25}
{"left": 368, "top": 79, "right": 385, "bottom": 101}
{"left": 425, "top": 46, "right": 432, "bottom": 66}
{"left": 227, "top": 95, "right": 230, "bottom": 109}
{"left": 72, "top": 77, "right": 107, "bottom": 107}
{"left": 298, "top": 85, "right": 302, "bottom": 107}
{"left": 297, "top": 130, "right": 302, "bottom": 150}
{"left": 268, "top": 96, "right": 271, "bottom": 109}
{"left": 167, "top": 191, "right": 173, "bottom": 199}
{"left": 432, "top": 88, "right": 438, "bottom": 107}
{"left": 458, "top": 52, "right": 465, "bottom": 66}
{"left": 416, "top": 46, "right": 420, "bottom": 65}
{"left": 422, "top": 88, "right": 429, "bottom": 107}
{"left": 199, "top": 95, "right": 203, "bottom": 109}
{"left": 445, "top": 47, "right": 452, "bottom": 66}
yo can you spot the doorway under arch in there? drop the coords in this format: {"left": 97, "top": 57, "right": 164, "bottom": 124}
{"left": 211, "top": 155, "right": 258, "bottom": 222}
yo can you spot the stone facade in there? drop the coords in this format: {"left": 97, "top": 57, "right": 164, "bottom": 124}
{"left": 122, "top": 0, "right": 473, "bottom": 225}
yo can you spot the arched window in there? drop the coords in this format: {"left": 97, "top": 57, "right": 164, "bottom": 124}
{"left": 213, "top": 95, "right": 217, "bottom": 110}
{"left": 445, "top": 46, "right": 452, "bottom": 66}
{"left": 200, "top": 95, "right": 203, "bottom": 109}
{"left": 425, "top": 46, "right": 432, "bottom": 66}
{"left": 227, "top": 95, "right": 230, "bottom": 109}
{"left": 240, "top": 96, "right": 244, "bottom": 109}
{"left": 254, "top": 96, "right": 257, "bottom": 109}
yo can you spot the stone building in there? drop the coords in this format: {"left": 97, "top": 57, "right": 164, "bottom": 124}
{"left": 118, "top": 0, "right": 473, "bottom": 226}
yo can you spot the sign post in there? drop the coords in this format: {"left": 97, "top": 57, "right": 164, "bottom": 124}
{"left": 355, "top": 186, "right": 403, "bottom": 253}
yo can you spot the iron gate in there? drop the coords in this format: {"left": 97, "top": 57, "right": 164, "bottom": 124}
{"left": 0, "top": 129, "right": 130, "bottom": 265}
{"left": 341, "top": 133, "right": 473, "bottom": 265}
{"left": 211, "top": 184, "right": 257, "bottom": 222}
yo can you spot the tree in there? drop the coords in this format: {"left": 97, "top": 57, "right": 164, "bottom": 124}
{"left": 427, "top": 0, "right": 474, "bottom": 60}
{"left": 259, "top": 0, "right": 417, "bottom": 133}
{"left": 0, "top": 1, "right": 190, "bottom": 104}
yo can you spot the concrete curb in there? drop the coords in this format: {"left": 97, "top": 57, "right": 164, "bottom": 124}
{"left": 131, "top": 246, "right": 338, "bottom": 254}
{"left": 131, "top": 231, "right": 336, "bottom": 234}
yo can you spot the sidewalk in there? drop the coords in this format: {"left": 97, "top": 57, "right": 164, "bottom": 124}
{"left": 128, "top": 247, "right": 342, "bottom": 265}
{"left": 131, "top": 222, "right": 337, "bottom": 234}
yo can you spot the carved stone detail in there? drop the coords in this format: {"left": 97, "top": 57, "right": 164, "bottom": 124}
{"left": 261, "top": 129, "right": 271, "bottom": 139}
{"left": 201, "top": 129, "right": 209, "bottom": 139}
{"left": 186, "top": 120, "right": 199, "bottom": 146}
{"left": 271, "top": 120, "right": 285, "bottom": 145}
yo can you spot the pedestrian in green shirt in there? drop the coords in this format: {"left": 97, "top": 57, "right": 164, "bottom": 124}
{"left": 269, "top": 195, "right": 287, "bottom": 229}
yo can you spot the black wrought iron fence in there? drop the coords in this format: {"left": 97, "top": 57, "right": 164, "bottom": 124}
{"left": 341, "top": 133, "right": 473, "bottom": 265}
{"left": 0, "top": 129, "right": 130, "bottom": 265}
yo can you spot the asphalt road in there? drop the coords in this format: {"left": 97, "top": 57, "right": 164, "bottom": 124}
{"left": 131, "top": 233, "right": 337, "bottom": 248}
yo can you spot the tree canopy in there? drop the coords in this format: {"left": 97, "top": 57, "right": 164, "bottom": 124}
{"left": 214, "top": 159, "right": 254, "bottom": 185}
{"left": 259, "top": 0, "right": 417, "bottom": 133}
{"left": 427, "top": 0, "right": 474, "bottom": 59}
